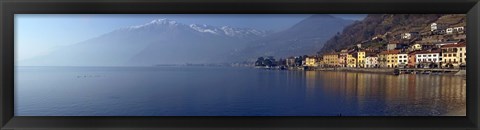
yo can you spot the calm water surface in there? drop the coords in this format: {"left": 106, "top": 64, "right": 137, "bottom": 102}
{"left": 15, "top": 66, "right": 466, "bottom": 116}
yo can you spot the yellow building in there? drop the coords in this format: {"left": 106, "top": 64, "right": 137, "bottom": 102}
{"left": 322, "top": 53, "right": 339, "bottom": 67}
{"left": 338, "top": 49, "right": 348, "bottom": 67}
{"left": 410, "top": 43, "right": 422, "bottom": 51}
{"left": 378, "top": 51, "right": 388, "bottom": 68}
{"left": 441, "top": 42, "right": 466, "bottom": 68}
{"left": 357, "top": 51, "right": 366, "bottom": 68}
{"left": 304, "top": 56, "right": 317, "bottom": 67}
{"left": 386, "top": 50, "right": 400, "bottom": 68}
{"left": 347, "top": 52, "right": 357, "bottom": 68}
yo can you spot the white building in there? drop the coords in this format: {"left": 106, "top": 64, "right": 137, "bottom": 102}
{"left": 415, "top": 49, "right": 442, "bottom": 68}
{"left": 397, "top": 53, "right": 408, "bottom": 68}
{"left": 365, "top": 56, "right": 378, "bottom": 68}
{"left": 356, "top": 43, "right": 362, "bottom": 48}
{"left": 401, "top": 33, "right": 412, "bottom": 39}
{"left": 430, "top": 23, "right": 437, "bottom": 32}
{"left": 446, "top": 28, "right": 454, "bottom": 34}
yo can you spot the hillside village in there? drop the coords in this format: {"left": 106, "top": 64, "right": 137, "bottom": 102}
{"left": 254, "top": 20, "right": 467, "bottom": 72}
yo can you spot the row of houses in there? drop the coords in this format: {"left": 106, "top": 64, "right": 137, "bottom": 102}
{"left": 277, "top": 22, "right": 467, "bottom": 70}
{"left": 303, "top": 41, "right": 466, "bottom": 69}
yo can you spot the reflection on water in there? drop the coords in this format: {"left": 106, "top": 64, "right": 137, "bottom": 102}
{"left": 304, "top": 71, "right": 466, "bottom": 116}
{"left": 15, "top": 66, "right": 466, "bottom": 116}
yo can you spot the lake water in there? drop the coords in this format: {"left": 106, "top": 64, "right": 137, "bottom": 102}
{"left": 15, "top": 66, "right": 466, "bottom": 116}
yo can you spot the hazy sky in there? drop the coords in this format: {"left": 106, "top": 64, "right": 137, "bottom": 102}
{"left": 15, "top": 14, "right": 366, "bottom": 61}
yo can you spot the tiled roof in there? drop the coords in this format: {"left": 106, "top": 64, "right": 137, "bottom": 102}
{"left": 441, "top": 42, "right": 466, "bottom": 48}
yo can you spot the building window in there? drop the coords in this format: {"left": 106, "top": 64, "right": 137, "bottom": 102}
{"left": 453, "top": 54, "right": 456, "bottom": 57}
{"left": 444, "top": 54, "right": 447, "bottom": 57}
{"left": 428, "top": 55, "right": 431, "bottom": 57}
{"left": 460, "top": 58, "right": 463, "bottom": 62}
{"left": 460, "top": 53, "right": 463, "bottom": 57}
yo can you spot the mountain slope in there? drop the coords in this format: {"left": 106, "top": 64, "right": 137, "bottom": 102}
{"left": 234, "top": 14, "right": 354, "bottom": 61}
{"left": 319, "top": 14, "right": 466, "bottom": 53}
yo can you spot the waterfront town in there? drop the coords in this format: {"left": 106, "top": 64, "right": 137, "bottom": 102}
{"left": 254, "top": 22, "right": 467, "bottom": 74}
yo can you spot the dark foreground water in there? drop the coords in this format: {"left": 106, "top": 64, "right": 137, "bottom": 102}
{"left": 15, "top": 66, "right": 466, "bottom": 116}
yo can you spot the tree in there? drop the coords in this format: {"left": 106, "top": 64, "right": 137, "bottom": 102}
{"left": 255, "top": 57, "right": 265, "bottom": 66}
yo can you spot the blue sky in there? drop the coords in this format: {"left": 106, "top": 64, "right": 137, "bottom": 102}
{"left": 15, "top": 14, "right": 366, "bottom": 61}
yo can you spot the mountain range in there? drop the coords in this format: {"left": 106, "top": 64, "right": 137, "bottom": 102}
{"left": 20, "top": 14, "right": 354, "bottom": 66}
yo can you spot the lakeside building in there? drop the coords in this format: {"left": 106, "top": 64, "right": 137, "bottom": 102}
{"left": 397, "top": 53, "right": 408, "bottom": 68}
{"left": 441, "top": 42, "right": 466, "bottom": 68}
{"left": 365, "top": 54, "right": 378, "bottom": 68}
{"left": 339, "top": 49, "right": 348, "bottom": 67}
{"left": 323, "top": 53, "right": 339, "bottom": 67}
{"left": 415, "top": 49, "right": 442, "bottom": 68}
{"left": 305, "top": 56, "right": 318, "bottom": 67}
{"left": 385, "top": 50, "right": 400, "bottom": 68}
{"left": 286, "top": 57, "right": 296, "bottom": 67}
{"left": 407, "top": 51, "right": 419, "bottom": 68}
{"left": 357, "top": 51, "right": 366, "bottom": 68}
{"left": 378, "top": 51, "right": 388, "bottom": 68}
{"left": 347, "top": 51, "right": 357, "bottom": 68}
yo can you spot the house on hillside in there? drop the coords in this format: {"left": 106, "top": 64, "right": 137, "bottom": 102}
{"left": 410, "top": 43, "right": 422, "bottom": 51}
{"left": 401, "top": 32, "right": 419, "bottom": 40}
{"left": 453, "top": 26, "right": 465, "bottom": 34}
{"left": 434, "top": 41, "right": 460, "bottom": 48}
{"left": 387, "top": 43, "right": 400, "bottom": 50}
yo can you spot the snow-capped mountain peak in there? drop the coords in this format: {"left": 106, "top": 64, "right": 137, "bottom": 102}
{"left": 149, "top": 18, "right": 178, "bottom": 25}
{"left": 123, "top": 18, "right": 267, "bottom": 39}
{"left": 189, "top": 24, "right": 221, "bottom": 35}
{"left": 127, "top": 18, "right": 180, "bottom": 30}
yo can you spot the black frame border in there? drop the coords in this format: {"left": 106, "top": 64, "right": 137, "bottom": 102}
{"left": 1, "top": 0, "right": 479, "bottom": 129}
